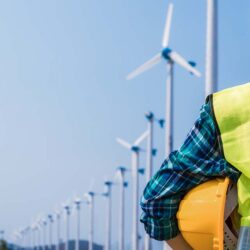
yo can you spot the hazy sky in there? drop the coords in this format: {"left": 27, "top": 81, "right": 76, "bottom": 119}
{"left": 1, "top": 0, "right": 250, "bottom": 249}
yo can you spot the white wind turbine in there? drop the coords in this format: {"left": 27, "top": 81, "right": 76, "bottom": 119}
{"left": 127, "top": 3, "right": 201, "bottom": 158}
{"left": 62, "top": 201, "right": 71, "bottom": 250}
{"left": 41, "top": 218, "right": 47, "bottom": 250}
{"left": 31, "top": 223, "right": 39, "bottom": 250}
{"left": 35, "top": 222, "right": 42, "bottom": 250}
{"left": 144, "top": 112, "right": 164, "bottom": 250}
{"left": 116, "top": 130, "right": 149, "bottom": 250}
{"left": 54, "top": 209, "right": 61, "bottom": 250}
{"left": 13, "top": 230, "right": 23, "bottom": 250}
{"left": 73, "top": 195, "right": 82, "bottom": 250}
{"left": 116, "top": 166, "right": 128, "bottom": 250}
{"left": 48, "top": 214, "right": 54, "bottom": 250}
{"left": 102, "top": 179, "right": 113, "bottom": 250}
{"left": 83, "top": 191, "right": 95, "bottom": 250}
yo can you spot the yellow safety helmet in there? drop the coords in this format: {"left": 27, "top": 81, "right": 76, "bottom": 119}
{"left": 177, "top": 178, "right": 239, "bottom": 250}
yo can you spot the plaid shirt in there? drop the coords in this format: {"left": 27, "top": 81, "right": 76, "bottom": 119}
{"left": 140, "top": 101, "right": 240, "bottom": 241}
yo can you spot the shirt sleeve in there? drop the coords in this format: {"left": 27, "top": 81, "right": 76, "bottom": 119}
{"left": 140, "top": 102, "right": 240, "bottom": 241}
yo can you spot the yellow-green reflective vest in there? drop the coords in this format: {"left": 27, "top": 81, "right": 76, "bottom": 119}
{"left": 211, "top": 82, "right": 250, "bottom": 226}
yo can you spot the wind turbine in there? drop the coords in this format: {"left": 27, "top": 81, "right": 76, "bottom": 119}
{"left": 48, "top": 215, "right": 54, "bottom": 250}
{"left": 21, "top": 227, "right": 31, "bottom": 250}
{"left": 36, "top": 223, "right": 42, "bottom": 250}
{"left": 19, "top": 228, "right": 26, "bottom": 250}
{"left": 13, "top": 230, "right": 23, "bottom": 250}
{"left": 206, "top": 0, "right": 218, "bottom": 95}
{"left": 17, "top": 229, "right": 25, "bottom": 250}
{"left": 84, "top": 192, "right": 95, "bottom": 250}
{"left": 127, "top": 3, "right": 201, "bottom": 158}
{"left": 26, "top": 227, "right": 32, "bottom": 250}
{"left": 12, "top": 231, "right": 21, "bottom": 250}
{"left": 54, "top": 209, "right": 61, "bottom": 250}
{"left": 116, "top": 166, "right": 128, "bottom": 250}
{"left": 74, "top": 196, "right": 82, "bottom": 250}
{"left": 41, "top": 219, "right": 47, "bottom": 250}
{"left": 116, "top": 130, "right": 149, "bottom": 250}
{"left": 62, "top": 202, "right": 71, "bottom": 250}
{"left": 31, "top": 224, "right": 39, "bottom": 250}
{"left": 102, "top": 180, "right": 113, "bottom": 250}
{"left": 144, "top": 112, "right": 164, "bottom": 250}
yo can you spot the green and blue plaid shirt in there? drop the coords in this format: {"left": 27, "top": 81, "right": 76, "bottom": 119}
{"left": 140, "top": 101, "right": 240, "bottom": 241}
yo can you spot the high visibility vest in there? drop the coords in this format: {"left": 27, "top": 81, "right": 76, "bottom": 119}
{"left": 177, "top": 83, "right": 250, "bottom": 249}
{"left": 211, "top": 82, "right": 250, "bottom": 227}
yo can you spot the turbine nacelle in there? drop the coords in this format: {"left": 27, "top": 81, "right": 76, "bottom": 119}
{"left": 88, "top": 191, "right": 95, "bottom": 197}
{"left": 117, "top": 166, "right": 127, "bottom": 173}
{"left": 63, "top": 205, "right": 70, "bottom": 215}
{"left": 161, "top": 47, "right": 172, "bottom": 60}
{"left": 188, "top": 61, "right": 196, "bottom": 67}
{"left": 48, "top": 214, "right": 54, "bottom": 223}
{"left": 138, "top": 168, "right": 145, "bottom": 175}
{"left": 104, "top": 180, "right": 112, "bottom": 186}
{"left": 131, "top": 145, "right": 140, "bottom": 153}
{"left": 145, "top": 111, "right": 154, "bottom": 121}
{"left": 74, "top": 199, "right": 81, "bottom": 207}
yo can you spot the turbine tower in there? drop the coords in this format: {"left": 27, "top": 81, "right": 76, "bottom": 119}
{"left": 48, "top": 215, "right": 54, "bottom": 250}
{"left": 55, "top": 210, "right": 61, "bottom": 250}
{"left": 63, "top": 204, "right": 71, "bottom": 250}
{"left": 116, "top": 130, "right": 149, "bottom": 250}
{"left": 41, "top": 219, "right": 47, "bottom": 250}
{"left": 127, "top": 3, "right": 201, "bottom": 158}
{"left": 144, "top": 112, "right": 164, "bottom": 250}
{"left": 103, "top": 180, "right": 112, "bottom": 250}
{"left": 116, "top": 166, "right": 128, "bottom": 250}
{"left": 206, "top": 0, "right": 218, "bottom": 96}
{"left": 84, "top": 192, "right": 95, "bottom": 250}
{"left": 74, "top": 197, "right": 81, "bottom": 250}
{"left": 35, "top": 223, "right": 42, "bottom": 250}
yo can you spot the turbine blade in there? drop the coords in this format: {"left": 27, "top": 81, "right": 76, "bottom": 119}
{"left": 126, "top": 53, "right": 162, "bottom": 80}
{"left": 169, "top": 51, "right": 202, "bottom": 77}
{"left": 134, "top": 130, "right": 149, "bottom": 146}
{"left": 162, "top": 3, "right": 174, "bottom": 47}
{"left": 116, "top": 137, "right": 132, "bottom": 149}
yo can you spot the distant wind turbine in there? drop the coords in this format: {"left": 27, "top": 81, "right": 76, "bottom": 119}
{"left": 116, "top": 130, "right": 149, "bottom": 250}
{"left": 127, "top": 3, "right": 201, "bottom": 158}
{"left": 31, "top": 224, "right": 39, "bottom": 250}
{"left": 74, "top": 196, "right": 82, "bottom": 250}
{"left": 103, "top": 180, "right": 113, "bottom": 250}
{"left": 40, "top": 219, "right": 47, "bottom": 250}
{"left": 48, "top": 215, "right": 54, "bottom": 250}
{"left": 62, "top": 202, "right": 71, "bottom": 250}
{"left": 84, "top": 191, "right": 95, "bottom": 250}
{"left": 55, "top": 209, "right": 61, "bottom": 250}
{"left": 116, "top": 166, "right": 128, "bottom": 250}
{"left": 144, "top": 112, "right": 164, "bottom": 250}
{"left": 36, "top": 222, "right": 42, "bottom": 250}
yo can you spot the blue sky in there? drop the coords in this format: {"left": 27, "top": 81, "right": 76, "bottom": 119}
{"left": 0, "top": 0, "right": 250, "bottom": 249}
